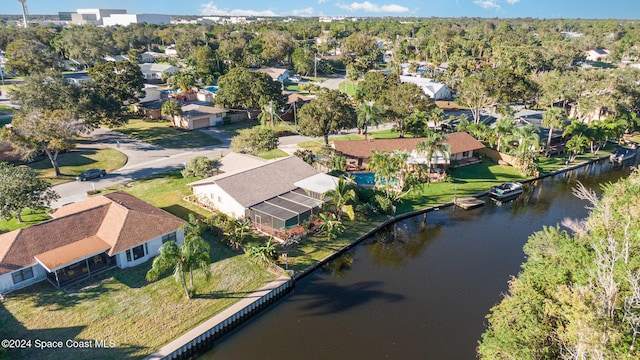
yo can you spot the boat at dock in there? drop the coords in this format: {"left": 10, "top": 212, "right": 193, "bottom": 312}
{"left": 489, "top": 181, "right": 523, "bottom": 201}
{"left": 610, "top": 146, "right": 637, "bottom": 164}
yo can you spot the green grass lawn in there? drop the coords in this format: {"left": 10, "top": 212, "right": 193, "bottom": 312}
{"left": 0, "top": 209, "right": 51, "bottom": 234}
{"left": 538, "top": 143, "right": 615, "bottom": 173}
{"left": 257, "top": 148, "right": 289, "bottom": 160}
{"left": 338, "top": 80, "right": 359, "bottom": 96}
{"left": 0, "top": 169, "right": 278, "bottom": 360}
{"left": 113, "top": 118, "right": 221, "bottom": 148}
{"left": 0, "top": 103, "right": 14, "bottom": 116}
{"left": 26, "top": 148, "right": 127, "bottom": 186}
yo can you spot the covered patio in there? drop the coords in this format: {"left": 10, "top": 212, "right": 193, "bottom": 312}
{"left": 35, "top": 236, "right": 116, "bottom": 288}
{"left": 248, "top": 189, "right": 324, "bottom": 230}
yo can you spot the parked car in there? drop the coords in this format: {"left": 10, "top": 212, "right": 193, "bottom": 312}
{"left": 76, "top": 169, "right": 106, "bottom": 181}
{"left": 288, "top": 75, "right": 302, "bottom": 82}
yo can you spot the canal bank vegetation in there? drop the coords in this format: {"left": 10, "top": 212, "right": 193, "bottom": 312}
{"left": 478, "top": 170, "right": 640, "bottom": 359}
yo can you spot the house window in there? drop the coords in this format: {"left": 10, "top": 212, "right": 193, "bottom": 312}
{"left": 162, "top": 232, "right": 177, "bottom": 243}
{"left": 126, "top": 244, "right": 147, "bottom": 262}
{"left": 218, "top": 196, "right": 222, "bottom": 203}
{"left": 462, "top": 151, "right": 470, "bottom": 157}
{"left": 12, "top": 267, "right": 34, "bottom": 284}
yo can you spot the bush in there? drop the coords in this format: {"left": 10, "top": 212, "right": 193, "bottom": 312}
{"left": 230, "top": 127, "right": 279, "bottom": 155}
{"left": 181, "top": 156, "right": 219, "bottom": 178}
{"left": 294, "top": 149, "right": 315, "bottom": 164}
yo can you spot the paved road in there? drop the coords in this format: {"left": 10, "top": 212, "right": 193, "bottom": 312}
{"left": 51, "top": 127, "right": 234, "bottom": 208}
{"left": 320, "top": 75, "right": 346, "bottom": 90}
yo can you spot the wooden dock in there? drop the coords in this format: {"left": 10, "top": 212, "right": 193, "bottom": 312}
{"left": 454, "top": 197, "right": 485, "bottom": 210}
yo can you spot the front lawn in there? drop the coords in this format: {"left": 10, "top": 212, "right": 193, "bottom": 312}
{"left": 0, "top": 169, "right": 278, "bottom": 360}
{"left": 257, "top": 149, "right": 289, "bottom": 160}
{"left": 0, "top": 209, "right": 51, "bottom": 234}
{"left": 113, "top": 118, "right": 221, "bottom": 148}
{"left": 27, "top": 148, "right": 127, "bottom": 186}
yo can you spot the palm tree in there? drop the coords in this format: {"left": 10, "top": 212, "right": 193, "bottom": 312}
{"left": 324, "top": 176, "right": 357, "bottom": 220}
{"left": 415, "top": 131, "right": 451, "bottom": 183}
{"left": 493, "top": 116, "right": 516, "bottom": 152}
{"left": 427, "top": 107, "right": 445, "bottom": 131}
{"left": 161, "top": 99, "right": 182, "bottom": 124}
{"left": 318, "top": 212, "right": 345, "bottom": 241}
{"left": 506, "top": 125, "right": 542, "bottom": 175}
{"left": 541, "top": 107, "right": 566, "bottom": 155}
{"left": 356, "top": 102, "right": 384, "bottom": 139}
{"left": 146, "top": 227, "right": 211, "bottom": 299}
{"left": 224, "top": 218, "right": 251, "bottom": 250}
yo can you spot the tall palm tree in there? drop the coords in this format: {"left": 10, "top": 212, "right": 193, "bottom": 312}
{"left": 161, "top": 99, "right": 182, "bottom": 121}
{"left": 146, "top": 225, "right": 211, "bottom": 299}
{"left": 356, "top": 102, "right": 384, "bottom": 139}
{"left": 493, "top": 116, "right": 516, "bottom": 152}
{"left": 324, "top": 176, "right": 357, "bottom": 220}
{"left": 541, "top": 107, "right": 566, "bottom": 155}
{"left": 416, "top": 131, "right": 451, "bottom": 183}
{"left": 507, "top": 125, "right": 542, "bottom": 175}
{"left": 427, "top": 107, "right": 445, "bottom": 130}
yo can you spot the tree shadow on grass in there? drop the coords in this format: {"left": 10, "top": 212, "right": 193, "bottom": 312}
{"left": 110, "top": 262, "right": 154, "bottom": 289}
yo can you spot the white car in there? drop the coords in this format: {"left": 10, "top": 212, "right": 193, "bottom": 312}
{"left": 288, "top": 75, "right": 302, "bottom": 82}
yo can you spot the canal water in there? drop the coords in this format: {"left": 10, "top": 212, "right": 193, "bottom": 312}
{"left": 203, "top": 159, "right": 635, "bottom": 360}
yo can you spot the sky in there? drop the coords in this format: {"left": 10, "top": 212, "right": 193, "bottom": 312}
{"left": 5, "top": 0, "right": 640, "bottom": 19}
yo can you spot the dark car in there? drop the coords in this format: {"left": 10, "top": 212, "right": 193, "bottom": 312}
{"left": 76, "top": 169, "right": 106, "bottom": 181}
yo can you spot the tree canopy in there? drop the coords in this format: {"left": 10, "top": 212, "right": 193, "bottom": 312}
{"left": 0, "top": 162, "right": 59, "bottom": 222}
{"left": 297, "top": 88, "right": 357, "bottom": 145}
{"left": 215, "top": 67, "right": 286, "bottom": 118}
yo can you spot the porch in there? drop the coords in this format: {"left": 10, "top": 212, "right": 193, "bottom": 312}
{"left": 45, "top": 253, "right": 116, "bottom": 288}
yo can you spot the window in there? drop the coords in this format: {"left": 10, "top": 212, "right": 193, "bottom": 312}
{"left": 126, "top": 244, "right": 147, "bottom": 262}
{"left": 12, "top": 267, "right": 34, "bottom": 284}
{"left": 462, "top": 151, "right": 469, "bottom": 157}
{"left": 162, "top": 232, "right": 177, "bottom": 243}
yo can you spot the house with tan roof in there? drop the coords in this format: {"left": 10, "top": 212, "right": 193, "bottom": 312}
{"left": 189, "top": 156, "right": 338, "bottom": 230}
{"left": 332, "top": 131, "right": 485, "bottom": 171}
{"left": 253, "top": 67, "right": 290, "bottom": 83}
{"left": 0, "top": 191, "right": 184, "bottom": 294}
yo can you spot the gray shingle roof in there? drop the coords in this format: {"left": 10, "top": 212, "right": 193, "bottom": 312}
{"left": 209, "top": 156, "right": 320, "bottom": 207}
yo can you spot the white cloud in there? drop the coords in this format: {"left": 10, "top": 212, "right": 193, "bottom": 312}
{"left": 291, "top": 7, "right": 315, "bottom": 16}
{"left": 505, "top": 0, "right": 520, "bottom": 4}
{"left": 336, "top": 2, "right": 409, "bottom": 13}
{"left": 318, "top": 0, "right": 328, "bottom": 3}
{"left": 200, "top": 2, "right": 277, "bottom": 16}
{"left": 473, "top": 0, "right": 501, "bottom": 10}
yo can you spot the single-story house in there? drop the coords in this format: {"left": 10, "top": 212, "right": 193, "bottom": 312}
{"left": 104, "top": 54, "right": 129, "bottom": 62}
{"left": 585, "top": 49, "right": 610, "bottom": 62}
{"left": 164, "top": 45, "right": 178, "bottom": 56}
{"left": 254, "top": 67, "right": 290, "bottom": 83}
{"left": 332, "top": 132, "right": 485, "bottom": 171}
{"left": 140, "top": 63, "right": 179, "bottom": 83}
{"left": 189, "top": 156, "right": 338, "bottom": 230}
{"left": 399, "top": 75, "right": 452, "bottom": 100}
{"left": 173, "top": 103, "right": 228, "bottom": 130}
{"left": 281, "top": 93, "right": 312, "bottom": 121}
{"left": 134, "top": 99, "right": 164, "bottom": 119}
{"left": 0, "top": 191, "right": 184, "bottom": 294}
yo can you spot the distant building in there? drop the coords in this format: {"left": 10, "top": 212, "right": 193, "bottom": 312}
{"left": 399, "top": 75, "right": 452, "bottom": 100}
{"left": 586, "top": 49, "right": 611, "bottom": 62}
{"left": 71, "top": 9, "right": 127, "bottom": 25}
{"left": 58, "top": 12, "right": 73, "bottom": 21}
{"left": 102, "top": 13, "right": 170, "bottom": 26}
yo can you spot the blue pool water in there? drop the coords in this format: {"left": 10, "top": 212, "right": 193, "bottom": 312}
{"left": 204, "top": 86, "right": 219, "bottom": 92}
{"left": 350, "top": 172, "right": 376, "bottom": 186}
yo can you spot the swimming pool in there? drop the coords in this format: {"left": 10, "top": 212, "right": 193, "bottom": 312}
{"left": 204, "top": 86, "right": 219, "bottom": 93}
{"left": 349, "top": 172, "right": 376, "bottom": 186}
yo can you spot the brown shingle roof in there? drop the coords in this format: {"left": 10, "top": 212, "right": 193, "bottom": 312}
{"left": 0, "top": 191, "right": 184, "bottom": 275}
{"left": 195, "top": 156, "right": 320, "bottom": 207}
{"left": 332, "top": 132, "right": 485, "bottom": 159}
